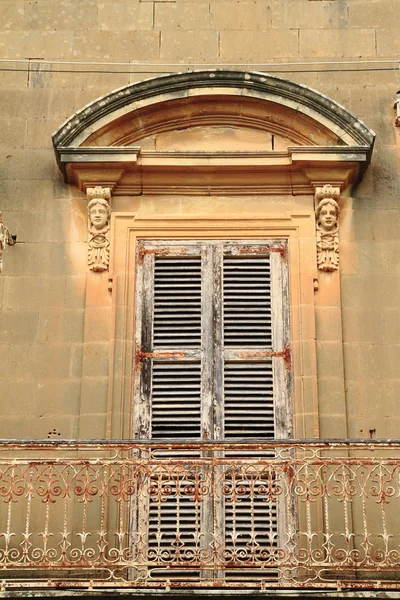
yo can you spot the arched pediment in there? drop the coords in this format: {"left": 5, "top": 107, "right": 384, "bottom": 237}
{"left": 53, "top": 70, "right": 375, "bottom": 195}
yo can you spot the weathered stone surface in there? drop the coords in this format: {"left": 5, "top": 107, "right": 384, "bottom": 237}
{"left": 0, "top": 0, "right": 398, "bottom": 453}
{"left": 98, "top": 2, "right": 153, "bottom": 31}
{"left": 210, "top": 1, "right": 271, "bottom": 30}
{"left": 220, "top": 29, "right": 299, "bottom": 61}
{"left": 156, "top": 2, "right": 210, "bottom": 30}
{"left": 300, "top": 28, "right": 376, "bottom": 58}
{"left": 72, "top": 31, "right": 160, "bottom": 61}
{"left": 161, "top": 30, "right": 219, "bottom": 61}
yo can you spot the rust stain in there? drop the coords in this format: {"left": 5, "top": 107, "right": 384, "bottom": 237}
{"left": 138, "top": 246, "right": 187, "bottom": 265}
{"left": 238, "top": 246, "right": 287, "bottom": 261}
{"left": 135, "top": 344, "right": 186, "bottom": 371}
{"left": 282, "top": 343, "right": 291, "bottom": 371}
{"left": 238, "top": 344, "right": 291, "bottom": 370}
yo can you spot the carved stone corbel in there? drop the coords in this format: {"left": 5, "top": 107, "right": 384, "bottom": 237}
{"left": 86, "top": 186, "right": 112, "bottom": 272}
{"left": 394, "top": 91, "right": 400, "bottom": 127}
{"left": 315, "top": 184, "right": 341, "bottom": 272}
{"left": 0, "top": 212, "right": 16, "bottom": 273}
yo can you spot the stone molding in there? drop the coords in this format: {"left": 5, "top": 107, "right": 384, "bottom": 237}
{"left": 52, "top": 70, "right": 375, "bottom": 150}
{"left": 59, "top": 146, "right": 370, "bottom": 196}
{"left": 86, "top": 187, "right": 112, "bottom": 273}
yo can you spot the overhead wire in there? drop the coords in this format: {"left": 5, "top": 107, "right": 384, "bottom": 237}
{"left": 0, "top": 58, "right": 398, "bottom": 75}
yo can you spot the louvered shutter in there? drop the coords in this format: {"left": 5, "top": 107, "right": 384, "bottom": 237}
{"left": 133, "top": 239, "right": 291, "bottom": 582}
{"left": 134, "top": 242, "right": 206, "bottom": 580}
{"left": 220, "top": 243, "right": 290, "bottom": 582}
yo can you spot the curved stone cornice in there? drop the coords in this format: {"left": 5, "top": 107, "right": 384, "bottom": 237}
{"left": 52, "top": 69, "right": 375, "bottom": 151}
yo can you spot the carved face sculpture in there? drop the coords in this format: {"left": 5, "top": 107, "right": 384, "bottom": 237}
{"left": 89, "top": 201, "right": 109, "bottom": 230}
{"left": 318, "top": 201, "right": 338, "bottom": 231}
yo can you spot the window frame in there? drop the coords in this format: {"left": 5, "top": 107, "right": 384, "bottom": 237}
{"left": 133, "top": 238, "right": 292, "bottom": 443}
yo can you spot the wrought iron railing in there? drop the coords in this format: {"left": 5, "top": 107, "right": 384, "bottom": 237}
{"left": 0, "top": 439, "right": 399, "bottom": 591}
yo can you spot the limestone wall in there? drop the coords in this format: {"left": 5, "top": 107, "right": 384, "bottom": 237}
{"left": 0, "top": 0, "right": 399, "bottom": 440}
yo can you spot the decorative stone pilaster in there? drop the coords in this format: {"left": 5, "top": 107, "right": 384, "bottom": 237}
{"left": 315, "top": 184, "right": 341, "bottom": 273}
{"left": 0, "top": 212, "right": 15, "bottom": 273}
{"left": 86, "top": 186, "right": 112, "bottom": 272}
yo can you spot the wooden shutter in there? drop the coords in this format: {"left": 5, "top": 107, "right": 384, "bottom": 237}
{"left": 133, "top": 239, "right": 291, "bottom": 582}
{"left": 220, "top": 243, "right": 289, "bottom": 581}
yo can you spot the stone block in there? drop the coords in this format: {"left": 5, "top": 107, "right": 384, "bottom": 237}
{"left": 0, "top": 149, "right": 58, "bottom": 181}
{"left": 315, "top": 306, "right": 342, "bottom": 342}
{"left": 316, "top": 341, "right": 345, "bottom": 380}
{"left": 350, "top": 241, "right": 388, "bottom": 275}
{"left": 98, "top": 2, "right": 153, "bottom": 31}
{"left": 319, "top": 413, "right": 348, "bottom": 438}
{"left": 383, "top": 242, "right": 400, "bottom": 275}
{"left": 0, "top": 179, "right": 54, "bottom": 212}
{"left": 26, "top": 118, "right": 62, "bottom": 149}
{"left": 300, "top": 28, "right": 376, "bottom": 58}
{"left": 342, "top": 308, "right": 383, "bottom": 344}
{"left": 85, "top": 272, "right": 112, "bottom": 307}
{"left": 0, "top": 70, "right": 27, "bottom": 91}
{"left": 315, "top": 271, "right": 341, "bottom": 306}
{"left": 0, "top": 344, "right": 10, "bottom": 371}
{"left": 7, "top": 343, "right": 72, "bottom": 380}
{"left": 211, "top": 1, "right": 272, "bottom": 31}
{"left": 34, "top": 379, "right": 81, "bottom": 416}
{"left": 61, "top": 310, "right": 85, "bottom": 343}
{"left": 0, "top": 89, "right": 51, "bottom": 119}
{"left": 0, "top": 415, "right": 77, "bottom": 439}
{"left": 72, "top": 31, "right": 160, "bottom": 61}
{"left": 3, "top": 276, "right": 67, "bottom": 310}
{"left": 77, "top": 413, "right": 107, "bottom": 439}
{"left": 82, "top": 342, "right": 110, "bottom": 378}
{"left": 2, "top": 242, "right": 51, "bottom": 275}
{"left": 0, "top": 1, "right": 24, "bottom": 30}
{"left": 49, "top": 242, "right": 87, "bottom": 275}
{"left": 24, "top": 0, "right": 97, "bottom": 30}
{"left": 84, "top": 307, "right": 112, "bottom": 342}
{"left": 0, "top": 310, "right": 39, "bottom": 343}
{"left": 161, "top": 30, "right": 218, "bottom": 61}
{"left": 356, "top": 343, "right": 380, "bottom": 381}
{"left": 14, "top": 211, "right": 54, "bottom": 244}
{"left": 1, "top": 380, "right": 37, "bottom": 415}
{"left": 37, "top": 310, "right": 63, "bottom": 344}
{"left": 80, "top": 377, "right": 108, "bottom": 410}
{"left": 271, "top": 0, "right": 347, "bottom": 29}
{"left": 23, "top": 31, "right": 75, "bottom": 60}
{"left": 65, "top": 275, "right": 87, "bottom": 309}
{"left": 156, "top": 2, "right": 210, "bottom": 30}
{"left": 219, "top": 29, "right": 299, "bottom": 62}
{"left": 348, "top": 1, "right": 400, "bottom": 29}
{"left": 372, "top": 209, "right": 400, "bottom": 245}
{"left": 0, "top": 117, "right": 26, "bottom": 149}
{"left": 378, "top": 344, "right": 400, "bottom": 380}
{"left": 70, "top": 343, "right": 84, "bottom": 378}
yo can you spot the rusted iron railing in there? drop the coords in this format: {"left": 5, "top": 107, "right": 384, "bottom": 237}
{"left": 0, "top": 439, "right": 400, "bottom": 591}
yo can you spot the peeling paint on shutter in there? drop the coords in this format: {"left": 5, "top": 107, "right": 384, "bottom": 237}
{"left": 223, "top": 256, "right": 272, "bottom": 347}
{"left": 133, "top": 239, "right": 292, "bottom": 583}
{"left": 151, "top": 363, "right": 201, "bottom": 438}
{"left": 153, "top": 257, "right": 202, "bottom": 348}
{"left": 224, "top": 362, "right": 274, "bottom": 438}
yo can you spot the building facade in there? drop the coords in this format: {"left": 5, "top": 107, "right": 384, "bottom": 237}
{"left": 0, "top": 0, "right": 400, "bottom": 594}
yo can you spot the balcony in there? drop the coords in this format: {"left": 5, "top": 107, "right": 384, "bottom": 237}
{"left": 0, "top": 439, "right": 399, "bottom": 593}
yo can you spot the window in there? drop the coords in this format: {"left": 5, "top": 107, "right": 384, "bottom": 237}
{"left": 133, "top": 239, "right": 292, "bottom": 582}
{"left": 134, "top": 239, "right": 291, "bottom": 441}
